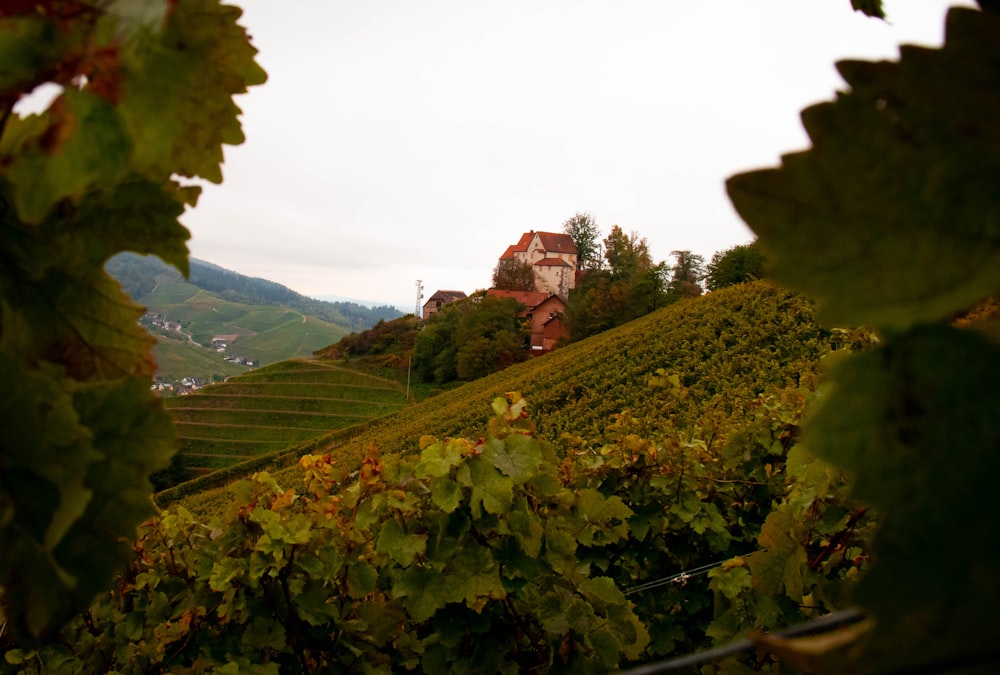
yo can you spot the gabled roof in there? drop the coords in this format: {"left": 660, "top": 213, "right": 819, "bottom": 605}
{"left": 486, "top": 289, "right": 550, "bottom": 310}
{"left": 423, "top": 290, "right": 467, "bottom": 306}
{"left": 534, "top": 231, "right": 577, "bottom": 255}
{"left": 501, "top": 231, "right": 577, "bottom": 259}
{"left": 533, "top": 295, "right": 566, "bottom": 312}
{"left": 499, "top": 245, "right": 520, "bottom": 260}
{"left": 534, "top": 257, "right": 572, "bottom": 268}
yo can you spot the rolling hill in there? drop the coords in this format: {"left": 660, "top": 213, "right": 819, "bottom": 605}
{"left": 105, "top": 253, "right": 405, "bottom": 380}
{"left": 159, "top": 281, "right": 844, "bottom": 510}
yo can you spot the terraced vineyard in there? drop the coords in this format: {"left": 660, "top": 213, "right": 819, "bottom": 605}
{"left": 164, "top": 281, "right": 848, "bottom": 513}
{"left": 163, "top": 360, "right": 408, "bottom": 474}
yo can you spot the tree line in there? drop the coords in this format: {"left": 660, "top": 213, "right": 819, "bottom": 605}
{"left": 497, "top": 211, "right": 766, "bottom": 341}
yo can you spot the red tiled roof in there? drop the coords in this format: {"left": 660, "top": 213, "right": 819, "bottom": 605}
{"left": 513, "top": 232, "right": 534, "bottom": 250}
{"left": 533, "top": 257, "right": 572, "bottom": 267}
{"left": 486, "top": 289, "right": 550, "bottom": 309}
{"left": 535, "top": 232, "right": 577, "bottom": 255}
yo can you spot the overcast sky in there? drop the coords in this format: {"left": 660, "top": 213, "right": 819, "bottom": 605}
{"left": 179, "top": 0, "right": 971, "bottom": 312}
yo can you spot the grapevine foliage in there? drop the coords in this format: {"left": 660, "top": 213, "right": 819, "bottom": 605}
{"left": 728, "top": 3, "right": 1000, "bottom": 672}
{"left": 4, "top": 391, "right": 873, "bottom": 673}
{"left": 0, "top": 1, "right": 264, "bottom": 641}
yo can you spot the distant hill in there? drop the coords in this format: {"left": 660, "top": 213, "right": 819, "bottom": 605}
{"left": 107, "top": 253, "right": 404, "bottom": 332}
{"left": 106, "top": 253, "right": 404, "bottom": 379}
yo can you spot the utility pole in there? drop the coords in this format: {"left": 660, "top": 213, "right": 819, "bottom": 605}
{"left": 415, "top": 279, "right": 424, "bottom": 318}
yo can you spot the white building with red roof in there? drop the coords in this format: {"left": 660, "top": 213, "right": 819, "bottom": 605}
{"left": 499, "top": 230, "right": 578, "bottom": 297}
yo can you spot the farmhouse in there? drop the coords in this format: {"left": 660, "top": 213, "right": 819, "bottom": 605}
{"left": 486, "top": 289, "right": 568, "bottom": 352}
{"left": 499, "top": 230, "right": 578, "bottom": 297}
{"left": 422, "top": 290, "right": 468, "bottom": 320}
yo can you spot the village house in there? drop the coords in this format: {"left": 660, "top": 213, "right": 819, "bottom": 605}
{"left": 499, "top": 230, "right": 578, "bottom": 297}
{"left": 422, "top": 290, "right": 468, "bottom": 320}
{"left": 486, "top": 289, "right": 568, "bottom": 353}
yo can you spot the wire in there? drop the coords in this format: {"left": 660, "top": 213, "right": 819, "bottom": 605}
{"left": 616, "top": 608, "right": 866, "bottom": 675}
{"left": 624, "top": 550, "right": 765, "bottom": 596}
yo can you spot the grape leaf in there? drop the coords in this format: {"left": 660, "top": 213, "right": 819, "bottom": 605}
{"left": 392, "top": 565, "right": 448, "bottom": 622}
{"left": 5, "top": 90, "right": 131, "bottom": 223}
{"left": 0, "top": 365, "right": 175, "bottom": 639}
{"left": 377, "top": 519, "right": 427, "bottom": 567}
{"left": 805, "top": 325, "right": 1000, "bottom": 671}
{"left": 727, "top": 7, "right": 1000, "bottom": 331}
{"left": 484, "top": 432, "right": 543, "bottom": 484}
{"left": 747, "top": 508, "right": 806, "bottom": 603}
{"left": 459, "top": 456, "right": 514, "bottom": 517}
{"left": 119, "top": 0, "right": 267, "bottom": 183}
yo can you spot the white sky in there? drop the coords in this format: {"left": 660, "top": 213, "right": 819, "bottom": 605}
{"left": 179, "top": 0, "right": 972, "bottom": 311}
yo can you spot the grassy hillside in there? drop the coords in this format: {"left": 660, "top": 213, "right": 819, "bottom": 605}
{"left": 162, "top": 360, "right": 408, "bottom": 478}
{"left": 167, "top": 282, "right": 842, "bottom": 512}
{"left": 105, "top": 253, "right": 404, "bottom": 381}
{"left": 143, "top": 287, "right": 350, "bottom": 368}
{"left": 152, "top": 336, "right": 250, "bottom": 382}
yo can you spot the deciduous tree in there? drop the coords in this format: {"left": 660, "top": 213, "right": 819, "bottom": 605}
{"left": 492, "top": 258, "right": 536, "bottom": 291}
{"left": 667, "top": 250, "right": 706, "bottom": 300}
{"left": 705, "top": 242, "right": 766, "bottom": 291}
{"left": 562, "top": 211, "right": 602, "bottom": 270}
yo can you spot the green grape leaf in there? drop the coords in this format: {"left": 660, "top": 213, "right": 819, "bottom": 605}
{"left": 376, "top": 519, "right": 427, "bottom": 567}
{"left": 428, "top": 475, "right": 461, "bottom": 513}
{"left": 459, "top": 456, "right": 514, "bottom": 517}
{"left": 392, "top": 565, "right": 448, "bottom": 622}
{"left": 726, "top": 7, "right": 1000, "bottom": 331}
{"left": 589, "top": 629, "right": 622, "bottom": 668}
{"left": 0, "top": 16, "right": 62, "bottom": 99}
{"left": 804, "top": 324, "right": 1000, "bottom": 671}
{"left": 708, "top": 565, "right": 752, "bottom": 602}
{"left": 483, "top": 432, "right": 543, "bottom": 484}
{"left": 0, "top": 366, "right": 175, "bottom": 640}
{"left": 415, "top": 438, "right": 463, "bottom": 478}
{"left": 747, "top": 508, "right": 806, "bottom": 603}
{"left": 578, "top": 576, "right": 627, "bottom": 609}
{"left": 506, "top": 509, "right": 543, "bottom": 558}
{"left": 5, "top": 90, "right": 131, "bottom": 223}
{"left": 347, "top": 561, "right": 379, "bottom": 598}
{"left": 119, "top": 0, "right": 267, "bottom": 183}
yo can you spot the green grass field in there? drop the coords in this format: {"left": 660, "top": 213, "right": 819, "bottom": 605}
{"left": 139, "top": 284, "right": 350, "bottom": 379}
{"left": 152, "top": 337, "right": 249, "bottom": 382}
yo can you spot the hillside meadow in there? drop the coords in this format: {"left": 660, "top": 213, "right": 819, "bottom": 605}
{"left": 140, "top": 280, "right": 352, "bottom": 371}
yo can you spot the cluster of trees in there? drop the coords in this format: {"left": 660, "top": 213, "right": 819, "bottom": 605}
{"left": 413, "top": 293, "right": 530, "bottom": 383}
{"left": 315, "top": 315, "right": 420, "bottom": 360}
{"left": 558, "top": 212, "right": 766, "bottom": 341}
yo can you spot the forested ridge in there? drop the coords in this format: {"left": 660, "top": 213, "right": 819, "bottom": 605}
{"left": 107, "top": 252, "right": 402, "bottom": 333}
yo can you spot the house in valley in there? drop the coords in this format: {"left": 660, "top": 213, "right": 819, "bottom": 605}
{"left": 499, "top": 230, "right": 578, "bottom": 297}
{"left": 486, "top": 289, "right": 568, "bottom": 352}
